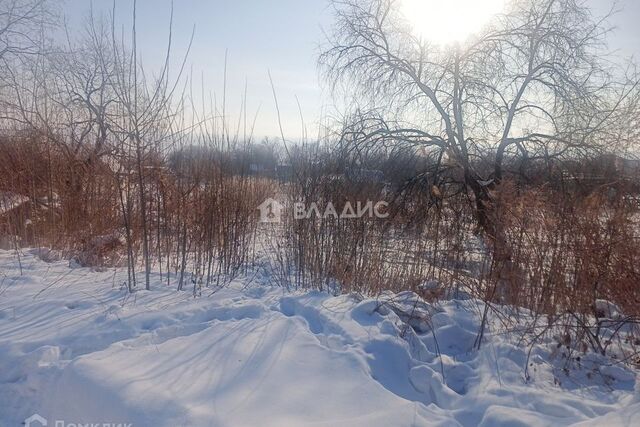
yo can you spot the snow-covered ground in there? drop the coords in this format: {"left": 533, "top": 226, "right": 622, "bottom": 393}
{"left": 0, "top": 249, "right": 638, "bottom": 426}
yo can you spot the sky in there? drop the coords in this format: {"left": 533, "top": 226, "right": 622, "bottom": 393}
{"left": 61, "top": 0, "right": 640, "bottom": 141}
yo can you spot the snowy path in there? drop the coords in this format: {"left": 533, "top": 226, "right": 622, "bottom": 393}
{"left": 0, "top": 250, "right": 637, "bottom": 426}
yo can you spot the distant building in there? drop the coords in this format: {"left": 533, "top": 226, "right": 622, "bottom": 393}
{"left": 249, "top": 163, "right": 266, "bottom": 174}
{"left": 614, "top": 155, "right": 640, "bottom": 177}
{"left": 276, "top": 164, "right": 294, "bottom": 182}
{"left": 0, "top": 192, "right": 32, "bottom": 249}
{"left": 562, "top": 154, "right": 640, "bottom": 182}
{"left": 346, "top": 169, "right": 385, "bottom": 184}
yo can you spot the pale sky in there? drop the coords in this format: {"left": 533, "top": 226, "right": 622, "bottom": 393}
{"left": 61, "top": 0, "right": 640, "bottom": 140}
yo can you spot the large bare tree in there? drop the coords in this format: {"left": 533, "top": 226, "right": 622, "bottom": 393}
{"left": 321, "top": 0, "right": 639, "bottom": 235}
{"left": 0, "top": 0, "right": 52, "bottom": 61}
{"left": 0, "top": 0, "right": 54, "bottom": 119}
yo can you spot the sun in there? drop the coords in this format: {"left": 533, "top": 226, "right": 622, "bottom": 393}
{"left": 401, "top": 0, "right": 505, "bottom": 45}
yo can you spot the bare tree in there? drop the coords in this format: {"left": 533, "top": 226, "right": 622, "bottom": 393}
{"left": 0, "top": 0, "right": 52, "bottom": 61}
{"left": 100, "top": 0, "right": 192, "bottom": 290}
{"left": 321, "top": 0, "right": 639, "bottom": 236}
{"left": 0, "top": 0, "right": 54, "bottom": 119}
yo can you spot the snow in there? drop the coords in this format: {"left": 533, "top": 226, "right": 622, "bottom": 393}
{"left": 0, "top": 192, "right": 29, "bottom": 215}
{"left": 594, "top": 299, "right": 624, "bottom": 319}
{"left": 0, "top": 249, "right": 637, "bottom": 426}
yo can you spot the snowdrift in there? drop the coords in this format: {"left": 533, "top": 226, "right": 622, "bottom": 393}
{"left": 0, "top": 250, "right": 637, "bottom": 426}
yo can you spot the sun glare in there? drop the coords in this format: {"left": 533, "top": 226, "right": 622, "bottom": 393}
{"left": 402, "top": 0, "right": 505, "bottom": 44}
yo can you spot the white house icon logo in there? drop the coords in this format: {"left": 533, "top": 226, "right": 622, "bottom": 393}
{"left": 257, "top": 198, "right": 283, "bottom": 223}
{"left": 24, "top": 413, "right": 47, "bottom": 427}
